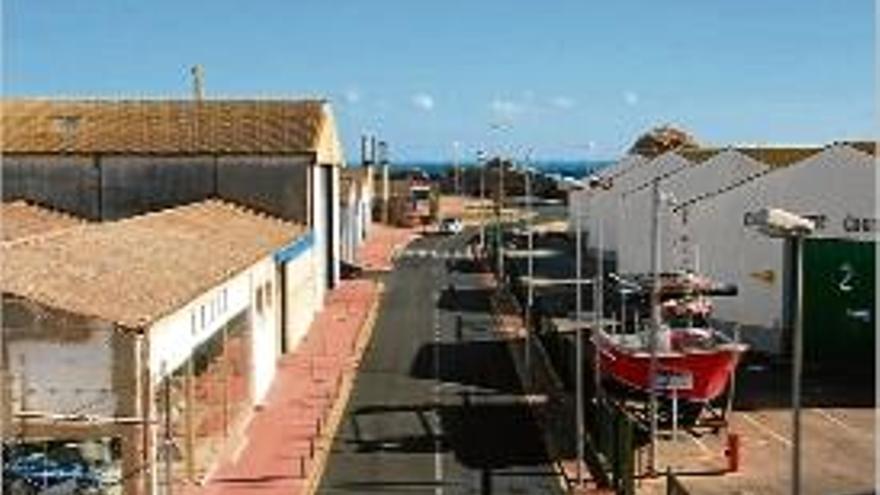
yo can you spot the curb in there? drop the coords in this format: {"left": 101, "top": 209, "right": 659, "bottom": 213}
{"left": 302, "top": 281, "right": 385, "bottom": 495}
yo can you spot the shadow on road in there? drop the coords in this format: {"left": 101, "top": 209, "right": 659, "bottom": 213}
{"left": 437, "top": 286, "right": 494, "bottom": 313}
{"left": 344, "top": 401, "right": 557, "bottom": 472}
{"left": 409, "top": 340, "right": 524, "bottom": 394}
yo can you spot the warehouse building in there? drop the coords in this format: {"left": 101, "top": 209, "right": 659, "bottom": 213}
{"left": 340, "top": 166, "right": 374, "bottom": 265}
{"left": 680, "top": 143, "right": 875, "bottom": 355}
{"left": 2, "top": 200, "right": 317, "bottom": 494}
{"left": 1, "top": 98, "right": 344, "bottom": 294}
{"left": 568, "top": 154, "right": 646, "bottom": 257}
{"left": 570, "top": 141, "right": 875, "bottom": 357}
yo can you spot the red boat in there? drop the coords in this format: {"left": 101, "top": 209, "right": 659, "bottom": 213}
{"left": 598, "top": 328, "right": 747, "bottom": 402}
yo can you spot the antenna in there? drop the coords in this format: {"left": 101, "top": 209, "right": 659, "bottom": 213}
{"left": 191, "top": 65, "right": 205, "bottom": 100}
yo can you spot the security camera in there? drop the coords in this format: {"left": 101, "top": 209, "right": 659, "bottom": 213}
{"left": 753, "top": 208, "right": 815, "bottom": 237}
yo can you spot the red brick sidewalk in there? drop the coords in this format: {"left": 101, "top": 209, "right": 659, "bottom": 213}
{"left": 189, "top": 224, "right": 415, "bottom": 495}
{"left": 358, "top": 223, "right": 418, "bottom": 272}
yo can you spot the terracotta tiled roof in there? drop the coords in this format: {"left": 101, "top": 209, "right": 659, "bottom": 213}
{"left": 841, "top": 141, "right": 877, "bottom": 156}
{"left": 736, "top": 146, "right": 823, "bottom": 168}
{"left": 2, "top": 200, "right": 305, "bottom": 330}
{"left": 677, "top": 148, "right": 723, "bottom": 164}
{"left": 2, "top": 201, "right": 86, "bottom": 242}
{"left": 1, "top": 99, "right": 327, "bottom": 155}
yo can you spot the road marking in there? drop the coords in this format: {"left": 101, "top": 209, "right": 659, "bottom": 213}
{"left": 740, "top": 412, "right": 792, "bottom": 448}
{"left": 812, "top": 409, "right": 860, "bottom": 437}
{"left": 686, "top": 431, "right": 713, "bottom": 456}
{"left": 398, "top": 248, "right": 471, "bottom": 261}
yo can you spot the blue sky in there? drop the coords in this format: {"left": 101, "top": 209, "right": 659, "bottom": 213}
{"left": 2, "top": 1, "right": 874, "bottom": 161}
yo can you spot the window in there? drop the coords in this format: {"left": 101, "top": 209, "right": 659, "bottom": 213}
{"left": 264, "top": 281, "right": 273, "bottom": 308}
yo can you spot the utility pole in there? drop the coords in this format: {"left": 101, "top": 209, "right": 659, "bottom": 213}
{"left": 575, "top": 180, "right": 585, "bottom": 486}
{"left": 648, "top": 177, "right": 661, "bottom": 474}
{"left": 594, "top": 213, "right": 604, "bottom": 402}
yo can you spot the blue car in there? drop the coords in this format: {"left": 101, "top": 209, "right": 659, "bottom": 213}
{"left": 3, "top": 444, "right": 103, "bottom": 494}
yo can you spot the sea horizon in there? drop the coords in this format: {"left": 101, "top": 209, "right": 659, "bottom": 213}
{"left": 389, "top": 159, "right": 616, "bottom": 179}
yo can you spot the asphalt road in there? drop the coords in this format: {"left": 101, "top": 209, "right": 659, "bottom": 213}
{"left": 317, "top": 230, "right": 563, "bottom": 494}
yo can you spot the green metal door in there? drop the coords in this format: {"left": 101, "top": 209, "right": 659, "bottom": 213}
{"left": 802, "top": 238, "right": 875, "bottom": 369}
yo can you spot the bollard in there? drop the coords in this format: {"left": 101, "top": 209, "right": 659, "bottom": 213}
{"left": 309, "top": 437, "right": 315, "bottom": 458}
{"left": 316, "top": 417, "right": 322, "bottom": 436}
{"left": 725, "top": 433, "right": 740, "bottom": 473}
{"left": 300, "top": 456, "right": 307, "bottom": 478}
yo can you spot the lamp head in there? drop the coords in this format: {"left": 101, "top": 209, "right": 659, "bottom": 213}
{"left": 752, "top": 208, "right": 815, "bottom": 238}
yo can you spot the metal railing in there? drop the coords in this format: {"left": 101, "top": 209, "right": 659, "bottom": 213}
{"left": 591, "top": 398, "right": 637, "bottom": 495}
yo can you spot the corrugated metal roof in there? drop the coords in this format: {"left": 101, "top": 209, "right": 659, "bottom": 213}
{"left": 2, "top": 201, "right": 86, "bottom": 242}
{"left": 2, "top": 200, "right": 305, "bottom": 330}
{"left": 2, "top": 99, "right": 327, "bottom": 155}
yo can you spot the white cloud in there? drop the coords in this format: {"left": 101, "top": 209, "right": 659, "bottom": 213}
{"left": 550, "top": 96, "right": 575, "bottom": 109}
{"left": 489, "top": 98, "right": 525, "bottom": 119}
{"left": 343, "top": 88, "right": 361, "bottom": 104}
{"left": 411, "top": 93, "right": 435, "bottom": 111}
{"left": 624, "top": 91, "right": 639, "bottom": 106}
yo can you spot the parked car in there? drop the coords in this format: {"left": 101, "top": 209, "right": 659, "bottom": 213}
{"left": 3, "top": 443, "right": 103, "bottom": 495}
{"left": 438, "top": 217, "right": 464, "bottom": 235}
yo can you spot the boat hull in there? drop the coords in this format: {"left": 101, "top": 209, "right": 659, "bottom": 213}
{"left": 599, "top": 340, "right": 745, "bottom": 402}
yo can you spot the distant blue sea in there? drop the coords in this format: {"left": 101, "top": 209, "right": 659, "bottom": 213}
{"left": 391, "top": 160, "right": 615, "bottom": 179}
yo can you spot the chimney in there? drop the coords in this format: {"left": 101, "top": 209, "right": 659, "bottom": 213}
{"left": 361, "top": 134, "right": 369, "bottom": 166}
{"left": 370, "top": 135, "right": 378, "bottom": 166}
{"left": 191, "top": 65, "right": 205, "bottom": 100}
{"left": 377, "top": 140, "right": 388, "bottom": 165}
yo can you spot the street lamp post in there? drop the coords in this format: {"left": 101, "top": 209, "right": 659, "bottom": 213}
{"left": 497, "top": 156, "right": 505, "bottom": 279}
{"left": 574, "top": 179, "right": 585, "bottom": 486}
{"left": 575, "top": 172, "right": 588, "bottom": 486}
{"left": 479, "top": 151, "right": 487, "bottom": 250}
{"left": 593, "top": 212, "right": 604, "bottom": 403}
{"left": 749, "top": 208, "right": 815, "bottom": 495}
{"left": 525, "top": 154, "right": 534, "bottom": 385}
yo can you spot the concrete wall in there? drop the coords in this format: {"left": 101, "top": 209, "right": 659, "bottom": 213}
{"left": 101, "top": 156, "right": 216, "bottom": 220}
{"left": 148, "top": 264, "right": 253, "bottom": 383}
{"left": 247, "top": 258, "right": 280, "bottom": 404}
{"left": 278, "top": 233, "right": 319, "bottom": 353}
{"left": 687, "top": 145, "right": 876, "bottom": 352}
{"left": 2, "top": 155, "right": 101, "bottom": 219}
{"left": 3, "top": 153, "right": 313, "bottom": 223}
{"left": 568, "top": 154, "right": 647, "bottom": 256}
{"left": 2, "top": 296, "right": 144, "bottom": 494}
{"left": 216, "top": 155, "right": 312, "bottom": 223}
{"left": 148, "top": 254, "right": 281, "bottom": 404}
{"left": 2, "top": 296, "right": 139, "bottom": 419}
{"left": 616, "top": 152, "right": 692, "bottom": 274}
